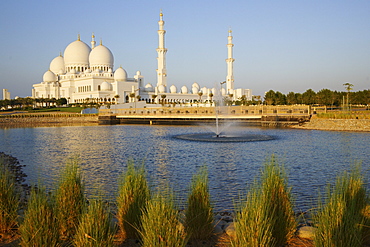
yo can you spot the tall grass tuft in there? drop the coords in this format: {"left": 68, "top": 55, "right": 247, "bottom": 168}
{"left": 232, "top": 155, "right": 296, "bottom": 247}
{"left": 185, "top": 166, "right": 213, "bottom": 240}
{"left": 314, "top": 165, "right": 368, "bottom": 247}
{"left": 117, "top": 161, "right": 149, "bottom": 240}
{"left": 141, "top": 190, "right": 188, "bottom": 247}
{"left": 54, "top": 157, "right": 85, "bottom": 240}
{"left": 19, "top": 186, "right": 59, "bottom": 246}
{"left": 0, "top": 166, "right": 19, "bottom": 234}
{"left": 74, "top": 199, "right": 115, "bottom": 247}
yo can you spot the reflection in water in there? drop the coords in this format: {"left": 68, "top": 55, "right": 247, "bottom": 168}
{"left": 0, "top": 125, "right": 369, "bottom": 212}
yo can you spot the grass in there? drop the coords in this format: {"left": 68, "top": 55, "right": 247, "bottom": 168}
{"left": 317, "top": 112, "right": 370, "bottom": 119}
{"left": 185, "top": 166, "right": 214, "bottom": 240}
{"left": 74, "top": 199, "right": 115, "bottom": 247}
{"left": 19, "top": 186, "right": 59, "bottom": 247}
{"left": 54, "top": 157, "right": 85, "bottom": 241}
{"left": 314, "top": 165, "right": 368, "bottom": 247}
{"left": 28, "top": 107, "right": 84, "bottom": 113}
{"left": 141, "top": 189, "right": 188, "bottom": 247}
{"left": 116, "top": 161, "right": 150, "bottom": 240}
{"left": 0, "top": 166, "right": 19, "bottom": 234}
{"left": 232, "top": 155, "right": 296, "bottom": 247}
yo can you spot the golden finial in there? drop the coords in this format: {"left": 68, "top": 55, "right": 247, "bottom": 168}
{"left": 100, "top": 39, "right": 102, "bottom": 45}
{"left": 160, "top": 9, "right": 163, "bottom": 17}
{"left": 92, "top": 32, "right": 95, "bottom": 38}
{"left": 77, "top": 33, "right": 81, "bottom": 41}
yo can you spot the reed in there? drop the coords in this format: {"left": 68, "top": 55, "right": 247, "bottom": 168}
{"left": 116, "top": 161, "right": 149, "bottom": 240}
{"left": 54, "top": 157, "right": 85, "bottom": 241}
{"left": 74, "top": 199, "right": 115, "bottom": 247}
{"left": 232, "top": 155, "right": 296, "bottom": 247}
{"left": 19, "top": 186, "right": 59, "bottom": 246}
{"left": 185, "top": 166, "right": 213, "bottom": 240}
{"left": 0, "top": 166, "right": 19, "bottom": 234}
{"left": 314, "top": 165, "right": 368, "bottom": 247}
{"left": 141, "top": 190, "right": 188, "bottom": 247}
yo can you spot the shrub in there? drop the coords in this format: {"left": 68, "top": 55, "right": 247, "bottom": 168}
{"left": 314, "top": 165, "right": 368, "bottom": 247}
{"left": 232, "top": 155, "right": 296, "bottom": 246}
{"left": 0, "top": 166, "right": 19, "bottom": 233}
{"left": 185, "top": 166, "right": 213, "bottom": 240}
{"left": 19, "top": 186, "right": 59, "bottom": 246}
{"left": 116, "top": 161, "right": 149, "bottom": 240}
{"left": 141, "top": 190, "right": 188, "bottom": 247}
{"left": 74, "top": 199, "right": 115, "bottom": 247}
{"left": 54, "top": 157, "right": 85, "bottom": 241}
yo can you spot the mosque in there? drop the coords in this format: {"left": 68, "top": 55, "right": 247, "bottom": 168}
{"left": 32, "top": 11, "right": 252, "bottom": 105}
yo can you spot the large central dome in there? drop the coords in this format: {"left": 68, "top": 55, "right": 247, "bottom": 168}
{"left": 64, "top": 39, "right": 91, "bottom": 71}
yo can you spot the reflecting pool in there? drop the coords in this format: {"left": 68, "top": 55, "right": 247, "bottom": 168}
{"left": 0, "top": 124, "right": 369, "bottom": 212}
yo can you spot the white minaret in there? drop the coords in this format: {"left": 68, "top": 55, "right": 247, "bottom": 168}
{"left": 91, "top": 33, "right": 96, "bottom": 49}
{"left": 156, "top": 10, "right": 168, "bottom": 90}
{"left": 226, "top": 29, "right": 235, "bottom": 93}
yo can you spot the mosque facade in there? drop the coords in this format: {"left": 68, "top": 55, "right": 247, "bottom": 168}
{"left": 32, "top": 12, "right": 251, "bottom": 105}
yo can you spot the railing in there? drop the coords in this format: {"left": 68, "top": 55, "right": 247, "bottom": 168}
{"left": 99, "top": 105, "right": 311, "bottom": 118}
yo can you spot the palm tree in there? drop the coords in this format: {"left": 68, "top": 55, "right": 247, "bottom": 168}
{"left": 160, "top": 94, "right": 167, "bottom": 106}
{"left": 151, "top": 94, "right": 158, "bottom": 104}
{"left": 198, "top": 91, "right": 203, "bottom": 104}
{"left": 343, "top": 82, "right": 353, "bottom": 111}
{"left": 209, "top": 93, "right": 214, "bottom": 105}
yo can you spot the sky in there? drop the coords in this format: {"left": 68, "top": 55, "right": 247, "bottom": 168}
{"left": 0, "top": 0, "right": 370, "bottom": 98}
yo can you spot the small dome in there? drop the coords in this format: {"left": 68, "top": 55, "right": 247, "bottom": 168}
{"left": 101, "top": 81, "right": 112, "bottom": 91}
{"left": 50, "top": 55, "right": 65, "bottom": 74}
{"left": 158, "top": 85, "right": 166, "bottom": 93}
{"left": 181, "top": 86, "right": 188, "bottom": 94}
{"left": 144, "top": 83, "right": 154, "bottom": 92}
{"left": 136, "top": 71, "right": 141, "bottom": 75}
{"left": 169, "top": 85, "right": 177, "bottom": 93}
{"left": 89, "top": 44, "right": 114, "bottom": 69}
{"left": 192, "top": 82, "right": 200, "bottom": 90}
{"left": 201, "top": 87, "right": 208, "bottom": 94}
{"left": 64, "top": 39, "right": 91, "bottom": 67}
{"left": 43, "top": 70, "right": 57, "bottom": 82}
{"left": 114, "top": 67, "right": 127, "bottom": 81}
{"left": 192, "top": 87, "right": 199, "bottom": 94}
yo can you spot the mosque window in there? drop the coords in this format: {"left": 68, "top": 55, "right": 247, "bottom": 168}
{"left": 98, "top": 86, "right": 101, "bottom": 91}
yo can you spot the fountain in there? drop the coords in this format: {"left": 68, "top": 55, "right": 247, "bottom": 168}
{"left": 175, "top": 83, "right": 274, "bottom": 142}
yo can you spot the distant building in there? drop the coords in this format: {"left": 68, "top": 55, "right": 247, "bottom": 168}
{"left": 32, "top": 11, "right": 251, "bottom": 105}
{"left": 2, "top": 89, "right": 10, "bottom": 100}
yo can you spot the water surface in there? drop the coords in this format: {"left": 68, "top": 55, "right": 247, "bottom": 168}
{"left": 0, "top": 124, "right": 369, "bottom": 212}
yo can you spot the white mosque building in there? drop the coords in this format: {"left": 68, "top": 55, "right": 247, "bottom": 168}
{"left": 32, "top": 11, "right": 251, "bottom": 105}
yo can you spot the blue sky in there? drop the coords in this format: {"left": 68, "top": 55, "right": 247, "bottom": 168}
{"left": 1, "top": 0, "right": 369, "bottom": 98}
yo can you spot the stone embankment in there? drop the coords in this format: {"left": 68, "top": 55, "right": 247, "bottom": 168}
{"left": 0, "top": 114, "right": 98, "bottom": 126}
{"left": 291, "top": 116, "right": 370, "bottom": 132}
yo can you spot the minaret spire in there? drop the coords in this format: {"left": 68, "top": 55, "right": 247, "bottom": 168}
{"left": 91, "top": 33, "right": 96, "bottom": 49}
{"left": 156, "top": 10, "right": 168, "bottom": 90}
{"left": 225, "top": 29, "right": 235, "bottom": 94}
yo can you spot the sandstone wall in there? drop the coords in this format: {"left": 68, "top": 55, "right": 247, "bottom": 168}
{"left": 291, "top": 117, "right": 370, "bottom": 132}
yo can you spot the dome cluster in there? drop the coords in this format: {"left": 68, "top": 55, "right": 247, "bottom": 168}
{"left": 42, "top": 36, "right": 126, "bottom": 83}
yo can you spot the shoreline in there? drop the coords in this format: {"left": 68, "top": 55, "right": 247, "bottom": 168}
{"left": 290, "top": 116, "right": 370, "bottom": 132}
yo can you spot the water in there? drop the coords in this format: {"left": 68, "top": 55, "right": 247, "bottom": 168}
{"left": 0, "top": 124, "right": 369, "bottom": 212}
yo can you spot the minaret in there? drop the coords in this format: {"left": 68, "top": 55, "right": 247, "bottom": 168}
{"left": 91, "top": 33, "right": 96, "bottom": 49}
{"left": 156, "top": 10, "right": 168, "bottom": 90}
{"left": 226, "top": 29, "right": 235, "bottom": 93}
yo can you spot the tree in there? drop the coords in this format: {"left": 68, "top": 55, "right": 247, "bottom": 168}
{"left": 343, "top": 82, "right": 354, "bottom": 111}
{"left": 151, "top": 94, "right": 157, "bottom": 104}
{"left": 114, "top": 95, "right": 120, "bottom": 104}
{"left": 198, "top": 91, "right": 203, "bottom": 103}
{"left": 301, "top": 89, "right": 316, "bottom": 105}
{"left": 264, "top": 90, "right": 276, "bottom": 105}
{"left": 275, "top": 91, "right": 286, "bottom": 105}
{"left": 317, "top": 89, "right": 334, "bottom": 106}
{"left": 160, "top": 94, "right": 167, "bottom": 106}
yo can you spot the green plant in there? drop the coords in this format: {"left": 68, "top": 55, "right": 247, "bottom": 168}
{"left": 55, "top": 157, "right": 85, "bottom": 240}
{"left": 0, "top": 166, "right": 19, "bottom": 233}
{"left": 117, "top": 161, "right": 149, "bottom": 240}
{"left": 185, "top": 166, "right": 213, "bottom": 240}
{"left": 141, "top": 190, "right": 188, "bottom": 247}
{"left": 232, "top": 155, "right": 296, "bottom": 246}
{"left": 19, "top": 186, "right": 59, "bottom": 246}
{"left": 74, "top": 199, "right": 115, "bottom": 247}
{"left": 314, "top": 165, "right": 368, "bottom": 247}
